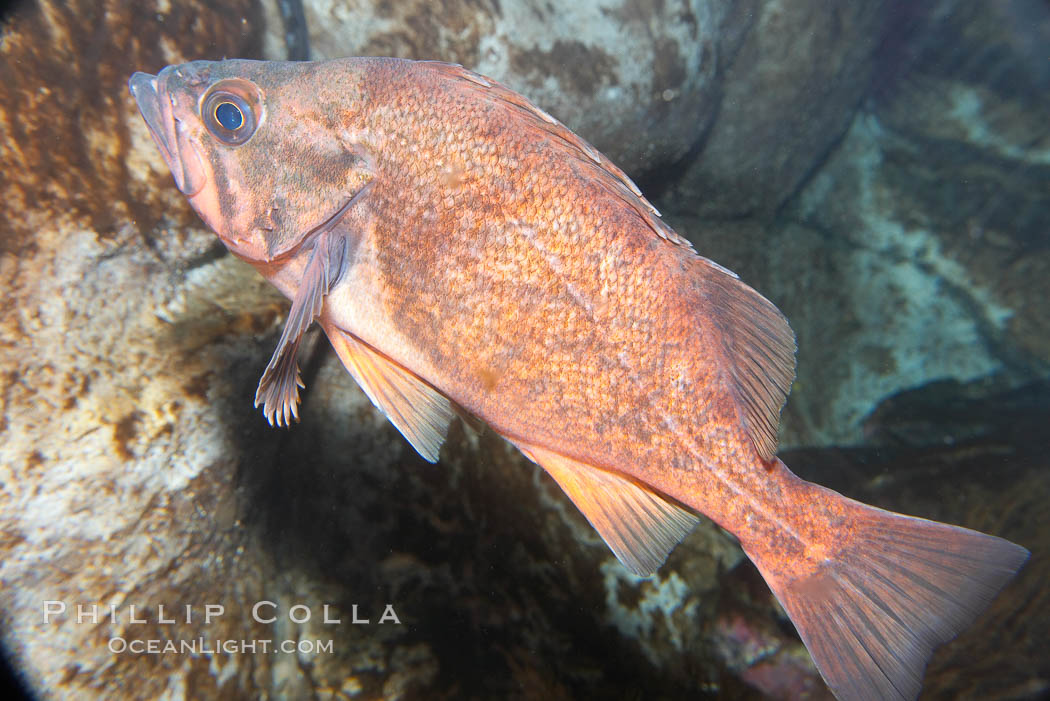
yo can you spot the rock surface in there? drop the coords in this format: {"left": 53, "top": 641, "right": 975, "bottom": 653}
{"left": 668, "top": 0, "right": 889, "bottom": 219}
{"left": 661, "top": 0, "right": 1050, "bottom": 447}
{"left": 267, "top": 0, "right": 745, "bottom": 176}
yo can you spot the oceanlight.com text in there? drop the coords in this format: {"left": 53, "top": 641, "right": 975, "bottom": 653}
{"left": 108, "top": 637, "right": 335, "bottom": 655}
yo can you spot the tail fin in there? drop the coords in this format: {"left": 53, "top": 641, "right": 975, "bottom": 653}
{"left": 753, "top": 491, "right": 1028, "bottom": 701}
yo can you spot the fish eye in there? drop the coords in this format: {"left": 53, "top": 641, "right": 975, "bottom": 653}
{"left": 201, "top": 86, "right": 259, "bottom": 146}
{"left": 214, "top": 101, "right": 243, "bottom": 130}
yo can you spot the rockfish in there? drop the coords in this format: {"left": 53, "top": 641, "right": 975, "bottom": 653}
{"left": 129, "top": 58, "right": 1028, "bottom": 701}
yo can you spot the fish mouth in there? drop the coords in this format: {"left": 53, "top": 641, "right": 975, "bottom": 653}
{"left": 129, "top": 70, "right": 207, "bottom": 197}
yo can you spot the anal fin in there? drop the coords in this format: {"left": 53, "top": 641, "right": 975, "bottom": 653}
{"left": 512, "top": 440, "right": 699, "bottom": 576}
{"left": 324, "top": 325, "right": 455, "bottom": 463}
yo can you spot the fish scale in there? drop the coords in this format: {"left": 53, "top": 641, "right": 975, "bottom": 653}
{"left": 130, "top": 56, "right": 1028, "bottom": 701}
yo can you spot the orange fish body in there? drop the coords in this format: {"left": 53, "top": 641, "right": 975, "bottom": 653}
{"left": 130, "top": 58, "right": 1028, "bottom": 701}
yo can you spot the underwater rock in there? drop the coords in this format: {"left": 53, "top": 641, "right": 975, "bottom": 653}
{"left": 868, "top": 0, "right": 1050, "bottom": 368}
{"left": 0, "top": 0, "right": 281, "bottom": 696}
{"left": 666, "top": 119, "right": 1049, "bottom": 449}
{"left": 661, "top": 0, "right": 1050, "bottom": 447}
{"left": 261, "top": 0, "right": 742, "bottom": 175}
{"left": 785, "top": 93, "right": 1049, "bottom": 442}
{"left": 0, "top": 0, "right": 265, "bottom": 250}
{"left": 667, "top": 0, "right": 888, "bottom": 219}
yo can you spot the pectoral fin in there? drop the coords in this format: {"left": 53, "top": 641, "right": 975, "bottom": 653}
{"left": 511, "top": 440, "right": 699, "bottom": 576}
{"left": 255, "top": 234, "right": 347, "bottom": 426}
{"left": 324, "top": 326, "right": 456, "bottom": 463}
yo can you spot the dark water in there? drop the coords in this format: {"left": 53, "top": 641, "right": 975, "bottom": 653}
{"left": 0, "top": 1, "right": 1047, "bottom": 699}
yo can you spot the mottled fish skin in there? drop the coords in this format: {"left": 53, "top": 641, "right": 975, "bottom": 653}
{"left": 130, "top": 58, "right": 1028, "bottom": 701}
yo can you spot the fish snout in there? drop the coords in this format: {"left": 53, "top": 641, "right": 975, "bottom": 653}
{"left": 128, "top": 69, "right": 208, "bottom": 197}
{"left": 129, "top": 71, "right": 169, "bottom": 161}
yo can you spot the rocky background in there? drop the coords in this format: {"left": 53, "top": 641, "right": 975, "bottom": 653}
{"left": 1, "top": 0, "right": 1047, "bottom": 699}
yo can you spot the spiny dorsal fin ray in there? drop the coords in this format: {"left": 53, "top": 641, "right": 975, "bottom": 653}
{"left": 510, "top": 440, "right": 699, "bottom": 576}
{"left": 324, "top": 325, "right": 456, "bottom": 462}
{"left": 702, "top": 269, "right": 796, "bottom": 460}
{"left": 425, "top": 61, "right": 696, "bottom": 252}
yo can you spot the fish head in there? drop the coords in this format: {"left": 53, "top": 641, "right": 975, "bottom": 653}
{"left": 129, "top": 59, "right": 373, "bottom": 263}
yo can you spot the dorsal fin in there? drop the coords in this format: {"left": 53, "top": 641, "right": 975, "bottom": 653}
{"left": 424, "top": 61, "right": 696, "bottom": 252}
{"left": 323, "top": 325, "right": 456, "bottom": 462}
{"left": 702, "top": 269, "right": 797, "bottom": 460}
{"left": 510, "top": 439, "right": 699, "bottom": 576}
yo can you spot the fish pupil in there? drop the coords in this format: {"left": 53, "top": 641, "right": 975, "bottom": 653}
{"left": 215, "top": 101, "right": 243, "bottom": 131}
